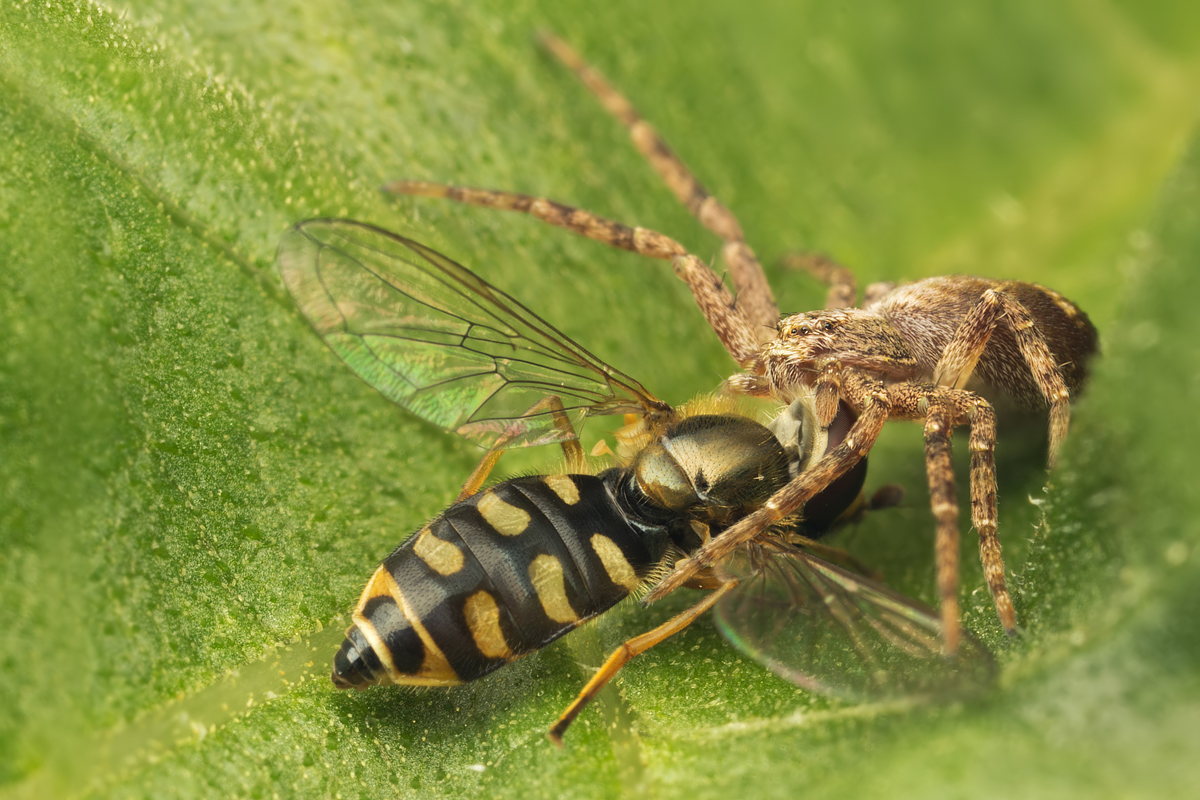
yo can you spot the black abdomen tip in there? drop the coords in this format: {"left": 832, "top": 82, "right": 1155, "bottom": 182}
{"left": 331, "top": 625, "right": 385, "bottom": 689}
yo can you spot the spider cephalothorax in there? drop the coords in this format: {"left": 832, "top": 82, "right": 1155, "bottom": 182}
{"left": 771, "top": 310, "right": 916, "bottom": 381}
{"left": 733, "top": 308, "right": 919, "bottom": 423}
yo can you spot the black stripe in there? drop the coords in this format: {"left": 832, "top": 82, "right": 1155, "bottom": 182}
{"left": 513, "top": 475, "right": 659, "bottom": 609}
{"left": 361, "top": 594, "right": 425, "bottom": 676}
{"left": 450, "top": 481, "right": 582, "bottom": 648}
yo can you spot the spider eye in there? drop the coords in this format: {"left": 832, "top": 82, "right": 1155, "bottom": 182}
{"left": 799, "top": 326, "right": 810, "bottom": 336}
{"left": 822, "top": 321, "right": 834, "bottom": 332}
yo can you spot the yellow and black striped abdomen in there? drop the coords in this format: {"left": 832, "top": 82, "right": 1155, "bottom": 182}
{"left": 332, "top": 473, "right": 672, "bottom": 689}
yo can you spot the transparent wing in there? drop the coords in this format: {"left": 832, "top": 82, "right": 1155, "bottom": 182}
{"left": 277, "top": 219, "right": 668, "bottom": 449}
{"left": 714, "top": 542, "right": 996, "bottom": 701}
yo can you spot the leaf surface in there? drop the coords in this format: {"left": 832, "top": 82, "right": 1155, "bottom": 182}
{"left": 2, "top": 1, "right": 1199, "bottom": 798}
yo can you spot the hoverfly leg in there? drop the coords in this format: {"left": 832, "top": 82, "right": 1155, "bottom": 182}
{"left": 866, "top": 484, "right": 906, "bottom": 512}
{"left": 547, "top": 577, "right": 739, "bottom": 746}
{"left": 456, "top": 395, "right": 586, "bottom": 501}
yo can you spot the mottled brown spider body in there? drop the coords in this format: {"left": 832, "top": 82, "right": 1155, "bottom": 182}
{"left": 387, "top": 33, "right": 1099, "bottom": 654}
{"left": 711, "top": 274, "right": 1099, "bottom": 649}
{"left": 749, "top": 276, "right": 1098, "bottom": 423}
{"left": 872, "top": 277, "right": 1096, "bottom": 402}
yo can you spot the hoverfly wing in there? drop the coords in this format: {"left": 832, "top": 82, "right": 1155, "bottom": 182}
{"left": 277, "top": 219, "right": 667, "bottom": 449}
{"left": 713, "top": 543, "right": 996, "bottom": 701}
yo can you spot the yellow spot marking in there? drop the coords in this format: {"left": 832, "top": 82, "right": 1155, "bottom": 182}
{"left": 590, "top": 534, "right": 641, "bottom": 591}
{"left": 477, "top": 492, "right": 530, "bottom": 536}
{"left": 464, "top": 591, "right": 513, "bottom": 659}
{"left": 385, "top": 570, "right": 461, "bottom": 687}
{"left": 528, "top": 555, "right": 578, "bottom": 624}
{"left": 543, "top": 474, "right": 581, "bottom": 505}
{"left": 412, "top": 527, "right": 464, "bottom": 576}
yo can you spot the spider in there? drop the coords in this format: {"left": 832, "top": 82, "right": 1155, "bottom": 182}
{"left": 386, "top": 33, "right": 1099, "bottom": 652}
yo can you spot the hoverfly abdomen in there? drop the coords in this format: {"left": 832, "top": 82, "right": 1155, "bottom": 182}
{"left": 333, "top": 474, "right": 673, "bottom": 689}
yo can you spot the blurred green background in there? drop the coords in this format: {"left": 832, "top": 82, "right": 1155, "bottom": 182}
{"left": 2, "top": 1, "right": 1199, "bottom": 797}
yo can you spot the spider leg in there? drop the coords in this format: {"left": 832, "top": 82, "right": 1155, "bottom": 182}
{"left": 724, "top": 372, "right": 774, "bottom": 397}
{"left": 951, "top": 391, "right": 1014, "bottom": 636}
{"left": 537, "top": 31, "right": 778, "bottom": 331}
{"left": 918, "top": 394, "right": 963, "bottom": 654}
{"left": 910, "top": 387, "right": 1013, "bottom": 645}
{"left": 645, "top": 373, "right": 890, "bottom": 603}
{"left": 813, "top": 359, "right": 843, "bottom": 428}
{"left": 780, "top": 252, "right": 858, "bottom": 309}
{"left": 387, "top": 182, "right": 762, "bottom": 367}
{"left": 455, "top": 395, "right": 586, "bottom": 501}
{"left": 932, "top": 288, "right": 1072, "bottom": 467}
{"left": 862, "top": 281, "right": 898, "bottom": 306}
{"left": 548, "top": 577, "right": 739, "bottom": 746}
{"left": 671, "top": 254, "right": 762, "bottom": 365}
{"left": 386, "top": 182, "right": 687, "bottom": 260}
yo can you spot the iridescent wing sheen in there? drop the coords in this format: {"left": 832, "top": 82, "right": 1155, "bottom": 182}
{"left": 714, "top": 542, "right": 996, "bottom": 701}
{"left": 277, "top": 219, "right": 668, "bottom": 449}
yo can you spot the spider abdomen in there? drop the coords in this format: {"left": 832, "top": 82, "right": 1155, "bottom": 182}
{"left": 869, "top": 275, "right": 1098, "bottom": 407}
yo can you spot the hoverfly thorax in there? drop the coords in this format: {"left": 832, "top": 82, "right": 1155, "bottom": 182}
{"left": 632, "top": 415, "right": 791, "bottom": 526}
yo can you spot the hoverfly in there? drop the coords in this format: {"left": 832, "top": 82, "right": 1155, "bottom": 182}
{"left": 276, "top": 218, "right": 995, "bottom": 744}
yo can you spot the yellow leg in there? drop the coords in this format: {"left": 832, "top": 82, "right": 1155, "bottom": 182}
{"left": 547, "top": 578, "right": 738, "bottom": 746}
{"left": 455, "top": 395, "right": 586, "bottom": 501}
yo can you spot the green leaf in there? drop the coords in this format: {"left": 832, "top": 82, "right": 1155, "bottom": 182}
{"left": 2, "top": 1, "right": 1199, "bottom": 798}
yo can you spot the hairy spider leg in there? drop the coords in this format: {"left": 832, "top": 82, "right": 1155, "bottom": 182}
{"left": 386, "top": 181, "right": 763, "bottom": 367}
{"left": 780, "top": 252, "right": 858, "bottom": 309}
{"left": 933, "top": 288, "right": 1074, "bottom": 467}
{"left": 536, "top": 31, "right": 778, "bottom": 332}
